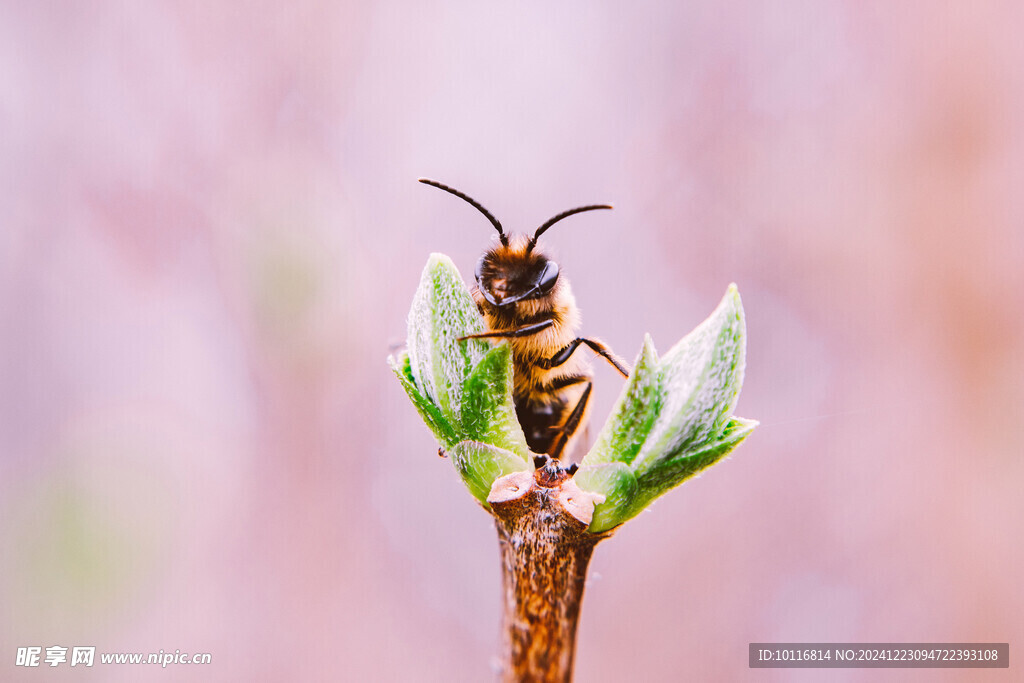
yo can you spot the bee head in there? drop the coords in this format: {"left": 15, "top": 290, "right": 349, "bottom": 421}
{"left": 418, "top": 178, "right": 611, "bottom": 308}
{"left": 475, "top": 239, "right": 560, "bottom": 308}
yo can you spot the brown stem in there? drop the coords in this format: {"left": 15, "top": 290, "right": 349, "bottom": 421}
{"left": 488, "top": 467, "right": 610, "bottom": 683}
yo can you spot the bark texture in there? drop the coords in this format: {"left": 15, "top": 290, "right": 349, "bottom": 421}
{"left": 488, "top": 467, "right": 609, "bottom": 682}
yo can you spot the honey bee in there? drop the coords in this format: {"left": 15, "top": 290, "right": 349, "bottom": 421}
{"left": 419, "top": 178, "right": 630, "bottom": 460}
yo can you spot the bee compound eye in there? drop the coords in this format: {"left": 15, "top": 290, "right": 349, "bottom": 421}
{"left": 537, "top": 260, "right": 559, "bottom": 292}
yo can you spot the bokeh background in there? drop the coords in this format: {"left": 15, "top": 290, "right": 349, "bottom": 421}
{"left": 2, "top": 2, "right": 1022, "bottom": 681}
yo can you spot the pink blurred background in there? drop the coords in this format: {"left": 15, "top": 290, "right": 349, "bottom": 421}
{"left": 2, "top": 2, "right": 1022, "bottom": 681}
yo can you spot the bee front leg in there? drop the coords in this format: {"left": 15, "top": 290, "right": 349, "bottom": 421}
{"left": 457, "top": 318, "right": 554, "bottom": 341}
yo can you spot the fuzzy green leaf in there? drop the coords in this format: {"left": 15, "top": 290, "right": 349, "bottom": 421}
{"left": 574, "top": 284, "right": 754, "bottom": 530}
{"left": 406, "top": 253, "right": 490, "bottom": 424}
{"left": 461, "top": 344, "right": 530, "bottom": 459}
{"left": 394, "top": 254, "right": 530, "bottom": 503}
{"left": 631, "top": 285, "right": 746, "bottom": 477}
{"left": 450, "top": 440, "right": 533, "bottom": 505}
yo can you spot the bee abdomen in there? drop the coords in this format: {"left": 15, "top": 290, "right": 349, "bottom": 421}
{"left": 513, "top": 370, "right": 591, "bottom": 456}
{"left": 515, "top": 398, "right": 564, "bottom": 456}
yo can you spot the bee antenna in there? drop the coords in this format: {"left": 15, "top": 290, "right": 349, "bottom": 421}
{"left": 529, "top": 204, "right": 613, "bottom": 252}
{"left": 418, "top": 178, "right": 508, "bottom": 246}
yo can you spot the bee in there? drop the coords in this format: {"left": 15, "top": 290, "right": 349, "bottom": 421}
{"left": 419, "top": 178, "right": 630, "bottom": 460}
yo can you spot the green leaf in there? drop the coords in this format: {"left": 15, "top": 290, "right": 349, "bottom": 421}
{"left": 461, "top": 344, "right": 530, "bottom": 460}
{"left": 450, "top": 440, "right": 533, "bottom": 505}
{"left": 406, "top": 253, "right": 490, "bottom": 424}
{"left": 393, "top": 254, "right": 529, "bottom": 502}
{"left": 626, "top": 417, "right": 757, "bottom": 520}
{"left": 631, "top": 285, "right": 746, "bottom": 477}
{"left": 573, "top": 462, "right": 639, "bottom": 533}
{"left": 388, "top": 351, "right": 459, "bottom": 448}
{"left": 574, "top": 284, "right": 755, "bottom": 529}
{"left": 583, "top": 335, "right": 661, "bottom": 467}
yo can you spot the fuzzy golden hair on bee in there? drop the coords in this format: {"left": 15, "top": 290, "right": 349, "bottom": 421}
{"left": 418, "top": 178, "right": 629, "bottom": 461}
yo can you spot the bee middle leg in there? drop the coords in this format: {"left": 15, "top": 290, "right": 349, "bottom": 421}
{"left": 549, "top": 380, "right": 592, "bottom": 461}
{"left": 540, "top": 338, "right": 630, "bottom": 378}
